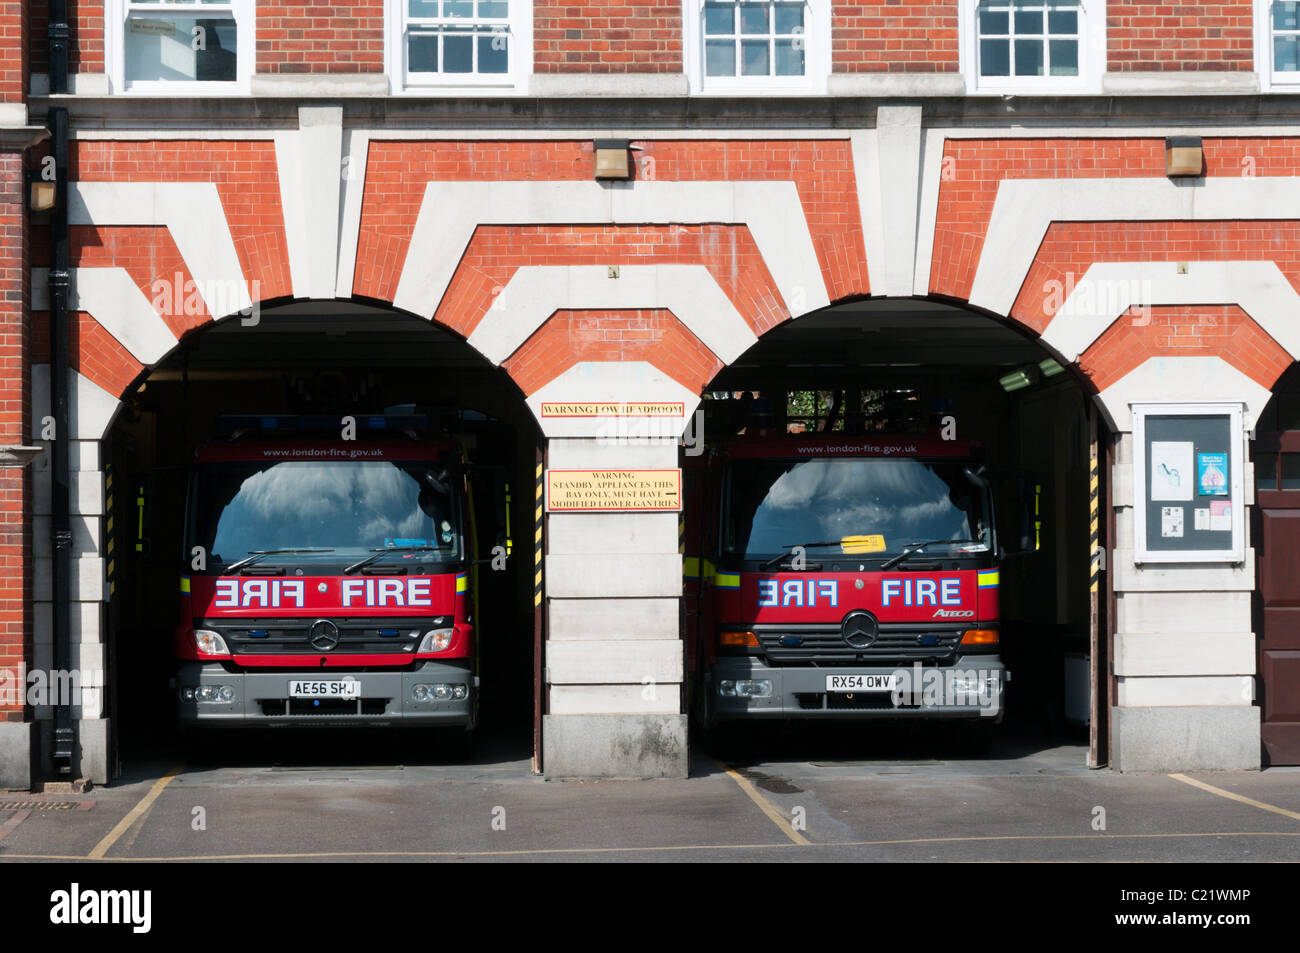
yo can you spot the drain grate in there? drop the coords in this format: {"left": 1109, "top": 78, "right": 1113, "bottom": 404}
{"left": 0, "top": 799, "right": 92, "bottom": 811}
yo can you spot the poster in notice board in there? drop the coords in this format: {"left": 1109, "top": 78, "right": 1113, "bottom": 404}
{"left": 1132, "top": 403, "right": 1245, "bottom": 563}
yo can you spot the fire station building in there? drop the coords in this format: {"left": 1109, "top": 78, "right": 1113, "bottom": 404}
{"left": 1, "top": 0, "right": 1299, "bottom": 786}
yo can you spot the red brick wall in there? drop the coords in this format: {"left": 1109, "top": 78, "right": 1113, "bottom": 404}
{"left": 70, "top": 141, "right": 292, "bottom": 305}
{"left": 0, "top": 152, "right": 29, "bottom": 719}
{"left": 1079, "top": 305, "right": 1290, "bottom": 391}
{"left": 1011, "top": 220, "right": 1300, "bottom": 334}
{"left": 434, "top": 222, "right": 788, "bottom": 338}
{"left": 28, "top": 0, "right": 105, "bottom": 80}
{"left": 504, "top": 308, "right": 722, "bottom": 394}
{"left": 931, "top": 138, "right": 1173, "bottom": 302}
{"left": 833, "top": 1, "right": 960, "bottom": 73}
{"left": 0, "top": 1, "right": 25, "bottom": 102}
{"left": 355, "top": 139, "right": 868, "bottom": 308}
{"left": 535, "top": 1, "right": 681, "bottom": 72}
{"left": 933, "top": 137, "right": 1300, "bottom": 384}
{"left": 256, "top": 1, "right": 385, "bottom": 74}
{"left": 31, "top": 225, "right": 198, "bottom": 394}
{"left": 1108, "top": 2, "right": 1254, "bottom": 71}
{"left": 14, "top": 1, "right": 1274, "bottom": 82}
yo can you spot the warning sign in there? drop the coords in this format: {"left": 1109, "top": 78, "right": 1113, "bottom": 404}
{"left": 546, "top": 469, "right": 682, "bottom": 512}
{"left": 540, "top": 402, "right": 684, "bottom": 418}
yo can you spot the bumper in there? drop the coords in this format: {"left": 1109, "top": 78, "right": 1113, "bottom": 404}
{"left": 710, "top": 657, "right": 1006, "bottom": 721}
{"left": 176, "top": 659, "right": 476, "bottom": 727}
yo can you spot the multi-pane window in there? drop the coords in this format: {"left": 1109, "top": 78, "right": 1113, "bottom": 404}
{"left": 403, "top": 0, "right": 514, "bottom": 82}
{"left": 703, "top": 1, "right": 807, "bottom": 79}
{"left": 1273, "top": 2, "right": 1300, "bottom": 73}
{"left": 976, "top": 0, "right": 1081, "bottom": 79}
{"left": 118, "top": 0, "right": 249, "bottom": 87}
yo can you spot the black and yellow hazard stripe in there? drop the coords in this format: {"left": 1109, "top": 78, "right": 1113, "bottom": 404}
{"left": 105, "top": 464, "right": 114, "bottom": 601}
{"left": 534, "top": 460, "right": 544, "bottom": 609}
{"left": 1089, "top": 454, "right": 1101, "bottom": 594}
{"left": 135, "top": 478, "right": 145, "bottom": 554}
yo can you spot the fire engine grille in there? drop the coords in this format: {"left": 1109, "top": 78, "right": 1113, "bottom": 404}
{"left": 259, "top": 698, "right": 392, "bottom": 716}
{"left": 825, "top": 692, "right": 901, "bottom": 710}
{"left": 793, "top": 692, "right": 923, "bottom": 711}
{"left": 205, "top": 617, "right": 446, "bottom": 656}
{"left": 754, "top": 625, "right": 964, "bottom": 666}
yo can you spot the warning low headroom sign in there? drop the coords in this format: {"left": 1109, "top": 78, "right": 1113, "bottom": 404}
{"left": 546, "top": 469, "right": 682, "bottom": 512}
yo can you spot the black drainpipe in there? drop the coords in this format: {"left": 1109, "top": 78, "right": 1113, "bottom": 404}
{"left": 48, "top": 1, "right": 69, "bottom": 96}
{"left": 47, "top": 0, "right": 73, "bottom": 774}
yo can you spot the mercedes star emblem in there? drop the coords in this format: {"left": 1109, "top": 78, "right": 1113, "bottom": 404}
{"left": 841, "top": 610, "right": 879, "bottom": 649}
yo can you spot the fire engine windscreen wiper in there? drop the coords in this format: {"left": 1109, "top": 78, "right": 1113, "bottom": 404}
{"left": 344, "top": 545, "right": 443, "bottom": 575}
{"left": 225, "top": 548, "right": 335, "bottom": 573}
{"left": 759, "top": 541, "right": 843, "bottom": 571}
{"left": 879, "top": 539, "right": 983, "bottom": 572}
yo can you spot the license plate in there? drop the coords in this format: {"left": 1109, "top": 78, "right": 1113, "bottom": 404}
{"left": 826, "top": 674, "right": 896, "bottom": 692}
{"left": 288, "top": 680, "right": 360, "bottom": 699}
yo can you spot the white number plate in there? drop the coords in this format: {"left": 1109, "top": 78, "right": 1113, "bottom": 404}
{"left": 826, "top": 674, "right": 896, "bottom": 692}
{"left": 289, "top": 680, "right": 360, "bottom": 699}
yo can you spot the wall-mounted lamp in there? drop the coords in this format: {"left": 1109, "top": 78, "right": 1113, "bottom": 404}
{"left": 28, "top": 178, "right": 56, "bottom": 212}
{"left": 594, "top": 139, "right": 633, "bottom": 180}
{"left": 1165, "top": 136, "right": 1204, "bottom": 178}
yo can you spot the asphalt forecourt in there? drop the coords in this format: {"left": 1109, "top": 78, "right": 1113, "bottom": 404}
{"left": 0, "top": 741, "right": 1295, "bottom": 864}
{"left": 0, "top": 742, "right": 1285, "bottom": 938}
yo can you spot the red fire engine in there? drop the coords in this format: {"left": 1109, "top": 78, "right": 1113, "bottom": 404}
{"left": 684, "top": 429, "right": 1013, "bottom": 738}
{"left": 173, "top": 415, "right": 499, "bottom": 751}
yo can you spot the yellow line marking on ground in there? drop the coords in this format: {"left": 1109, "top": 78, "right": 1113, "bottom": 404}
{"left": 3, "top": 830, "right": 1298, "bottom": 862}
{"left": 713, "top": 759, "right": 811, "bottom": 845}
{"left": 87, "top": 764, "right": 184, "bottom": 860}
{"left": 0, "top": 810, "right": 30, "bottom": 842}
{"left": 1170, "top": 773, "right": 1300, "bottom": 821}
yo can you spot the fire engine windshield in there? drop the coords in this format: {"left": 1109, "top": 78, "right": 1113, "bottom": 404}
{"left": 188, "top": 460, "right": 462, "bottom": 568}
{"left": 723, "top": 458, "right": 992, "bottom": 562}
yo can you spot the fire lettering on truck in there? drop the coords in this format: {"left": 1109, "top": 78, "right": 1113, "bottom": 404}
{"left": 881, "top": 577, "right": 962, "bottom": 607}
{"left": 341, "top": 577, "right": 434, "bottom": 608}
{"left": 213, "top": 578, "right": 305, "bottom": 608}
{"left": 758, "top": 579, "right": 838, "bottom": 608}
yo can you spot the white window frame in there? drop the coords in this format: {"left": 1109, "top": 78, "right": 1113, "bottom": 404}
{"left": 1257, "top": 0, "right": 1300, "bottom": 90}
{"left": 959, "top": 0, "right": 1104, "bottom": 94}
{"left": 387, "top": 0, "right": 532, "bottom": 95}
{"left": 683, "top": 0, "right": 830, "bottom": 96}
{"left": 105, "top": 0, "right": 254, "bottom": 95}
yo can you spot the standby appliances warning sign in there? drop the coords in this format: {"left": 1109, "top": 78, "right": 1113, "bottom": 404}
{"left": 545, "top": 469, "right": 682, "bottom": 512}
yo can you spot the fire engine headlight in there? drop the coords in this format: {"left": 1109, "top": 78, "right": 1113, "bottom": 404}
{"left": 180, "top": 686, "right": 196, "bottom": 701}
{"left": 192, "top": 629, "right": 230, "bottom": 656}
{"left": 718, "top": 679, "right": 772, "bottom": 698}
{"left": 949, "top": 673, "right": 999, "bottom": 697}
{"left": 432, "top": 684, "right": 452, "bottom": 700}
{"left": 191, "top": 685, "right": 236, "bottom": 704}
{"left": 452, "top": 684, "right": 468, "bottom": 700}
{"left": 413, "top": 684, "right": 430, "bottom": 701}
{"left": 418, "top": 628, "right": 454, "bottom": 653}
